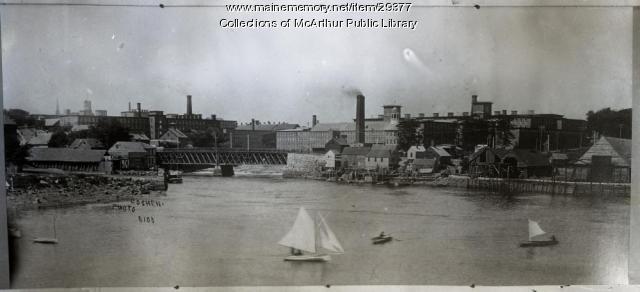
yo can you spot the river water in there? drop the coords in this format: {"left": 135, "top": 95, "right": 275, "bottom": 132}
{"left": 9, "top": 176, "right": 629, "bottom": 287}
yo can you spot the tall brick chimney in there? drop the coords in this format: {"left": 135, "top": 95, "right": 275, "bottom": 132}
{"left": 356, "top": 94, "right": 365, "bottom": 144}
{"left": 312, "top": 115, "right": 317, "bottom": 127}
{"left": 136, "top": 103, "right": 141, "bottom": 117}
{"left": 186, "top": 95, "right": 193, "bottom": 116}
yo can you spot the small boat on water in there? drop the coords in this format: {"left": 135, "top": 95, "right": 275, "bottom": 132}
{"left": 519, "top": 219, "right": 558, "bottom": 247}
{"left": 168, "top": 170, "right": 183, "bottom": 184}
{"left": 371, "top": 233, "right": 393, "bottom": 245}
{"left": 278, "top": 207, "right": 344, "bottom": 262}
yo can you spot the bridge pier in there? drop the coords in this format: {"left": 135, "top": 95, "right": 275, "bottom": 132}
{"left": 221, "top": 165, "right": 235, "bottom": 177}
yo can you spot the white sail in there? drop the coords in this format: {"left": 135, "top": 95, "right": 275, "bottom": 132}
{"left": 528, "top": 219, "right": 546, "bottom": 240}
{"left": 317, "top": 214, "right": 344, "bottom": 254}
{"left": 278, "top": 207, "right": 316, "bottom": 253}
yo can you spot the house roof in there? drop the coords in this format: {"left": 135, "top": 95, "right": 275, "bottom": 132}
{"left": 236, "top": 123, "right": 299, "bottom": 131}
{"left": 69, "top": 138, "right": 105, "bottom": 150}
{"left": 576, "top": 136, "right": 631, "bottom": 166}
{"left": 409, "top": 146, "right": 426, "bottom": 152}
{"left": 367, "top": 144, "right": 397, "bottom": 158}
{"left": 430, "top": 146, "right": 452, "bottom": 157}
{"left": 28, "top": 148, "right": 106, "bottom": 163}
{"left": 161, "top": 128, "right": 188, "bottom": 139}
{"left": 341, "top": 146, "right": 371, "bottom": 156}
{"left": 71, "top": 125, "right": 90, "bottom": 132}
{"left": 131, "top": 133, "right": 150, "bottom": 141}
{"left": 604, "top": 136, "right": 631, "bottom": 165}
{"left": 44, "top": 118, "right": 60, "bottom": 127}
{"left": 326, "top": 137, "right": 349, "bottom": 146}
{"left": 18, "top": 129, "right": 52, "bottom": 146}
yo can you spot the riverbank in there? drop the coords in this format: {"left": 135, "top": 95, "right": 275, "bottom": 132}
{"left": 7, "top": 173, "right": 166, "bottom": 212}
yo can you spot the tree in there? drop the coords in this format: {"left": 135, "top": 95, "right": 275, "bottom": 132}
{"left": 48, "top": 130, "right": 70, "bottom": 148}
{"left": 490, "top": 118, "right": 515, "bottom": 148}
{"left": 460, "top": 118, "right": 490, "bottom": 150}
{"left": 397, "top": 119, "right": 423, "bottom": 152}
{"left": 5, "top": 109, "right": 40, "bottom": 127}
{"left": 586, "top": 107, "right": 631, "bottom": 140}
{"left": 89, "top": 118, "right": 131, "bottom": 149}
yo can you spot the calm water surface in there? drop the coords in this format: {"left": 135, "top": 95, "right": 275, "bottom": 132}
{"left": 10, "top": 176, "right": 629, "bottom": 287}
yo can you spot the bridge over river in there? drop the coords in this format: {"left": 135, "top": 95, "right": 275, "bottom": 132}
{"left": 156, "top": 148, "right": 288, "bottom": 175}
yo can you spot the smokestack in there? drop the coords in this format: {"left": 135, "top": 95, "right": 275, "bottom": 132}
{"left": 312, "top": 115, "right": 317, "bottom": 127}
{"left": 137, "top": 103, "right": 141, "bottom": 117}
{"left": 251, "top": 118, "right": 255, "bottom": 131}
{"left": 128, "top": 102, "right": 131, "bottom": 111}
{"left": 187, "top": 95, "right": 193, "bottom": 116}
{"left": 472, "top": 95, "right": 478, "bottom": 104}
{"left": 356, "top": 94, "right": 365, "bottom": 144}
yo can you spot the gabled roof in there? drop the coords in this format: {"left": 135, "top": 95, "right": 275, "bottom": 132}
{"left": 131, "top": 133, "right": 150, "bottom": 141}
{"left": 409, "top": 145, "right": 426, "bottom": 152}
{"left": 28, "top": 148, "right": 106, "bottom": 163}
{"left": 71, "top": 125, "right": 90, "bottom": 132}
{"left": 367, "top": 144, "right": 397, "bottom": 158}
{"left": 69, "top": 138, "right": 105, "bottom": 150}
{"left": 604, "top": 136, "right": 631, "bottom": 165}
{"left": 430, "top": 146, "right": 451, "bottom": 157}
{"left": 45, "top": 118, "right": 60, "bottom": 127}
{"left": 341, "top": 146, "right": 371, "bottom": 156}
{"left": 161, "top": 128, "right": 188, "bottom": 139}
{"left": 326, "top": 137, "right": 349, "bottom": 146}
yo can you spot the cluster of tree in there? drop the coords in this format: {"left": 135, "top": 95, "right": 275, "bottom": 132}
{"left": 185, "top": 127, "right": 227, "bottom": 148}
{"left": 4, "top": 109, "right": 42, "bottom": 128}
{"left": 586, "top": 108, "right": 631, "bottom": 139}
{"left": 48, "top": 118, "right": 131, "bottom": 149}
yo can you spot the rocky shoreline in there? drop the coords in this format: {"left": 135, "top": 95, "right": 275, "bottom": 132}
{"left": 7, "top": 173, "right": 166, "bottom": 212}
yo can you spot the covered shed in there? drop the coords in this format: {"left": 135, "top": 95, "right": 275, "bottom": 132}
{"left": 27, "top": 148, "right": 109, "bottom": 172}
{"left": 108, "top": 141, "right": 157, "bottom": 170}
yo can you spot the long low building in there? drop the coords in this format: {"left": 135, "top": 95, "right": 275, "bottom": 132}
{"left": 27, "top": 148, "right": 110, "bottom": 172}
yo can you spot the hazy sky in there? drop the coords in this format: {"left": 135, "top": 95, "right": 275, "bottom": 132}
{"left": 0, "top": 3, "right": 632, "bottom": 125}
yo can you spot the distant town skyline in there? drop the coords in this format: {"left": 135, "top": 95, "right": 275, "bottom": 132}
{"left": 1, "top": 5, "right": 632, "bottom": 125}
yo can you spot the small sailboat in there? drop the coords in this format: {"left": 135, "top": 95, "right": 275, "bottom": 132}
{"left": 519, "top": 219, "right": 558, "bottom": 247}
{"left": 278, "top": 207, "right": 344, "bottom": 262}
{"left": 33, "top": 216, "right": 58, "bottom": 244}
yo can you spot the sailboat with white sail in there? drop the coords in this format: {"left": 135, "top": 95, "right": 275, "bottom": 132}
{"left": 519, "top": 219, "right": 558, "bottom": 247}
{"left": 278, "top": 207, "right": 344, "bottom": 262}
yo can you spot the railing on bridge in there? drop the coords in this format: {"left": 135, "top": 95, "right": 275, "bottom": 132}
{"left": 157, "top": 148, "right": 288, "bottom": 166}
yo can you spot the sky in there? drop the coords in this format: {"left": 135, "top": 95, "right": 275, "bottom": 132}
{"left": 0, "top": 2, "right": 633, "bottom": 126}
